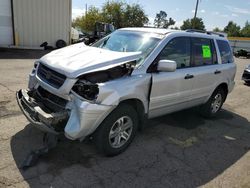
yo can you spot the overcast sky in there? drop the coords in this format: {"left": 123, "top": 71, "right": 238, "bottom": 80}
{"left": 72, "top": 0, "right": 250, "bottom": 30}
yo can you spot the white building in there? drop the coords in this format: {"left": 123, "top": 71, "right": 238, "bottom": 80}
{"left": 0, "top": 0, "right": 72, "bottom": 48}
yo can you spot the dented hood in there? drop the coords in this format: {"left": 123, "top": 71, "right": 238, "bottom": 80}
{"left": 40, "top": 43, "right": 142, "bottom": 78}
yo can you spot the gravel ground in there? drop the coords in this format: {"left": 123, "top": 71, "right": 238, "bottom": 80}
{"left": 0, "top": 50, "right": 250, "bottom": 188}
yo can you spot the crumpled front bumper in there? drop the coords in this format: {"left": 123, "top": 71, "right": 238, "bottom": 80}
{"left": 16, "top": 88, "right": 115, "bottom": 140}
{"left": 16, "top": 89, "right": 68, "bottom": 134}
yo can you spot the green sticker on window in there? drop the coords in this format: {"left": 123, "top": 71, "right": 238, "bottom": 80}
{"left": 202, "top": 45, "right": 211, "bottom": 58}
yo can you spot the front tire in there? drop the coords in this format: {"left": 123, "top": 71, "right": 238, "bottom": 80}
{"left": 94, "top": 104, "right": 138, "bottom": 156}
{"left": 200, "top": 88, "right": 226, "bottom": 118}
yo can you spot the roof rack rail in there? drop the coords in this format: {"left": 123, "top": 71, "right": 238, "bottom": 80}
{"left": 185, "top": 29, "right": 225, "bottom": 37}
{"left": 185, "top": 29, "right": 206, "bottom": 33}
{"left": 206, "top": 31, "right": 225, "bottom": 37}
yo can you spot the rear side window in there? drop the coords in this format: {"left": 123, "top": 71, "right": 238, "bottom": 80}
{"left": 158, "top": 37, "right": 191, "bottom": 69}
{"left": 192, "top": 38, "right": 217, "bottom": 66}
{"left": 217, "top": 40, "right": 234, "bottom": 64}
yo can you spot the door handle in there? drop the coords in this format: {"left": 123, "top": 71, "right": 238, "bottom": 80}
{"left": 214, "top": 70, "right": 221, "bottom": 74}
{"left": 184, "top": 74, "right": 194, "bottom": 79}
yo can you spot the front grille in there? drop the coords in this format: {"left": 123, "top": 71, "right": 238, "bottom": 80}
{"left": 36, "top": 86, "right": 68, "bottom": 112}
{"left": 37, "top": 64, "right": 66, "bottom": 89}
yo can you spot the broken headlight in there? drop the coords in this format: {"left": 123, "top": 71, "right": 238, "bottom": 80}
{"left": 31, "top": 61, "right": 39, "bottom": 74}
{"left": 72, "top": 80, "right": 99, "bottom": 101}
{"left": 34, "top": 61, "right": 39, "bottom": 68}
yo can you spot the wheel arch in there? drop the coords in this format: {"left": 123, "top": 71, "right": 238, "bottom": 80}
{"left": 214, "top": 82, "right": 228, "bottom": 102}
{"left": 119, "top": 98, "right": 147, "bottom": 129}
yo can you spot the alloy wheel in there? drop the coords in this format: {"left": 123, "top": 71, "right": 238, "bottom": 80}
{"left": 109, "top": 116, "right": 133, "bottom": 148}
{"left": 211, "top": 93, "right": 222, "bottom": 113}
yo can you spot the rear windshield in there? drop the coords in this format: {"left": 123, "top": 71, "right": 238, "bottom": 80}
{"left": 217, "top": 40, "right": 234, "bottom": 64}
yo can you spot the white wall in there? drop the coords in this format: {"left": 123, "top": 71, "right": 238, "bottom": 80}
{"left": 13, "top": 0, "right": 72, "bottom": 47}
{"left": 0, "top": 0, "right": 13, "bottom": 46}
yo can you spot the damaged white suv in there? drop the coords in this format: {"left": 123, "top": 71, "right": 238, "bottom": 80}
{"left": 17, "top": 28, "right": 236, "bottom": 156}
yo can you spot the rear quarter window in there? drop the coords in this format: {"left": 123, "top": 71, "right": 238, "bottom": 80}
{"left": 216, "top": 40, "right": 234, "bottom": 64}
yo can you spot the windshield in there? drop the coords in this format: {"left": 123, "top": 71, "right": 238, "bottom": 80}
{"left": 92, "top": 30, "right": 162, "bottom": 64}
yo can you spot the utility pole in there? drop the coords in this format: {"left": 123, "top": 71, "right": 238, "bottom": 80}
{"left": 193, "top": 0, "right": 199, "bottom": 29}
{"left": 85, "top": 3, "right": 88, "bottom": 15}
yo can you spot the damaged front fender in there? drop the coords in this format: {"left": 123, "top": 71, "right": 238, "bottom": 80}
{"left": 65, "top": 72, "right": 151, "bottom": 140}
{"left": 96, "top": 74, "right": 152, "bottom": 114}
{"left": 64, "top": 94, "right": 115, "bottom": 140}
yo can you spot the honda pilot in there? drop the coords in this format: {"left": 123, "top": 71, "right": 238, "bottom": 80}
{"left": 17, "top": 28, "right": 236, "bottom": 156}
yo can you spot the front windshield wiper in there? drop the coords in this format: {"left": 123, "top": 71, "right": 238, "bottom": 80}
{"left": 101, "top": 38, "right": 109, "bottom": 48}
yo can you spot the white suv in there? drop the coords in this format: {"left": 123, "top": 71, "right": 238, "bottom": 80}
{"left": 17, "top": 28, "right": 236, "bottom": 155}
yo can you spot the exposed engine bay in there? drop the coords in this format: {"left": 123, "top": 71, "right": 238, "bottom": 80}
{"left": 72, "top": 62, "right": 135, "bottom": 101}
{"left": 79, "top": 62, "right": 135, "bottom": 83}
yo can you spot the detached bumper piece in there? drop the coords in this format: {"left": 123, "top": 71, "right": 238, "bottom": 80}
{"left": 21, "top": 133, "right": 59, "bottom": 170}
{"left": 242, "top": 70, "right": 250, "bottom": 82}
{"left": 16, "top": 89, "right": 68, "bottom": 134}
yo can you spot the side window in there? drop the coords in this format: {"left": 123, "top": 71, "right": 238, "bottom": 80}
{"left": 192, "top": 38, "right": 217, "bottom": 66}
{"left": 217, "top": 40, "right": 234, "bottom": 64}
{"left": 158, "top": 37, "right": 191, "bottom": 69}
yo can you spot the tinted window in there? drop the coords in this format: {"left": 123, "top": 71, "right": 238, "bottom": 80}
{"left": 192, "top": 38, "right": 217, "bottom": 66}
{"left": 217, "top": 40, "right": 234, "bottom": 64}
{"left": 158, "top": 37, "right": 191, "bottom": 69}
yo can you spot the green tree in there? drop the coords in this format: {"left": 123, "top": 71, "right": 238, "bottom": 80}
{"left": 154, "top": 11, "right": 175, "bottom": 28}
{"left": 168, "top": 17, "right": 176, "bottom": 28}
{"left": 101, "top": 1, "right": 124, "bottom": 28}
{"left": 223, "top": 21, "right": 241, "bottom": 37}
{"left": 180, "top": 17, "right": 205, "bottom": 30}
{"left": 241, "top": 21, "right": 250, "bottom": 37}
{"left": 213, "top": 27, "right": 222, "bottom": 32}
{"left": 102, "top": 2, "right": 148, "bottom": 28}
{"left": 72, "top": 6, "right": 103, "bottom": 32}
{"left": 72, "top": 1, "right": 149, "bottom": 31}
{"left": 123, "top": 4, "right": 149, "bottom": 27}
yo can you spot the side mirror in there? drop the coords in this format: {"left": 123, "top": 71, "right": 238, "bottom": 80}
{"left": 157, "top": 60, "right": 177, "bottom": 72}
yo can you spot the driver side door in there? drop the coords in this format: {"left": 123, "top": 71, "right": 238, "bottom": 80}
{"left": 148, "top": 37, "right": 195, "bottom": 118}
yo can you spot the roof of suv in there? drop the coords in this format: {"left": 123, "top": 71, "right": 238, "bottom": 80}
{"left": 119, "top": 27, "right": 227, "bottom": 40}
{"left": 119, "top": 27, "right": 175, "bottom": 35}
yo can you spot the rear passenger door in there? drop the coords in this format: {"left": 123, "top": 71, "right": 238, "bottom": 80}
{"left": 189, "top": 37, "right": 223, "bottom": 104}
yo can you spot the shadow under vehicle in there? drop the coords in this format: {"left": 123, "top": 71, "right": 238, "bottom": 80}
{"left": 10, "top": 108, "right": 250, "bottom": 187}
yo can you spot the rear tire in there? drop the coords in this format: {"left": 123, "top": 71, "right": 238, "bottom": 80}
{"left": 200, "top": 88, "right": 226, "bottom": 118}
{"left": 94, "top": 104, "right": 138, "bottom": 156}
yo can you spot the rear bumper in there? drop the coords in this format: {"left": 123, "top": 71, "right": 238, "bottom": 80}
{"left": 16, "top": 89, "right": 68, "bottom": 134}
